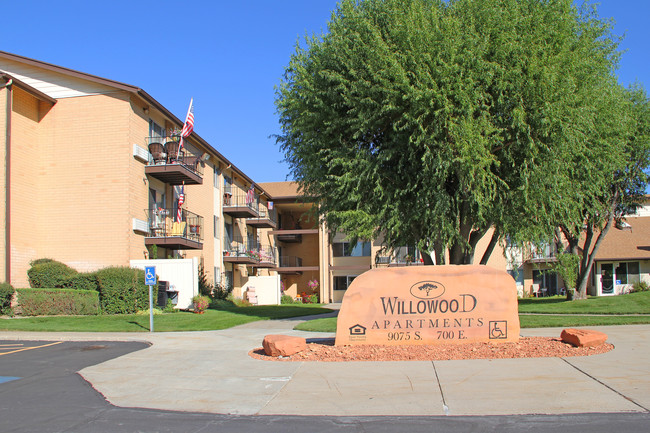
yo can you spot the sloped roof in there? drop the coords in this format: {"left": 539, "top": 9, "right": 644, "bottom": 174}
{"left": 258, "top": 181, "right": 301, "bottom": 199}
{"left": 594, "top": 216, "right": 650, "bottom": 261}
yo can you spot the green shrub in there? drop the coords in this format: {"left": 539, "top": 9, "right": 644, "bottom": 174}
{"left": 163, "top": 299, "right": 178, "bottom": 313}
{"left": 95, "top": 267, "right": 154, "bottom": 314}
{"left": 308, "top": 294, "right": 319, "bottom": 304}
{"left": 66, "top": 272, "right": 99, "bottom": 291}
{"left": 632, "top": 281, "right": 650, "bottom": 293}
{"left": 280, "top": 294, "right": 295, "bottom": 304}
{"left": 29, "top": 258, "right": 55, "bottom": 266}
{"left": 16, "top": 288, "right": 99, "bottom": 316}
{"left": 210, "top": 298, "right": 236, "bottom": 309}
{"left": 28, "top": 260, "right": 78, "bottom": 288}
{"left": 0, "top": 282, "right": 15, "bottom": 315}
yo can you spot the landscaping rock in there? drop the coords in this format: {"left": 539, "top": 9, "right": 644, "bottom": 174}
{"left": 263, "top": 335, "right": 307, "bottom": 357}
{"left": 561, "top": 328, "right": 608, "bottom": 348}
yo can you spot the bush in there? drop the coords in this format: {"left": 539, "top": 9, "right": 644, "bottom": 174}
{"left": 0, "top": 282, "right": 14, "bottom": 315}
{"left": 29, "top": 258, "right": 56, "bottom": 266}
{"left": 280, "top": 294, "right": 295, "bottom": 304}
{"left": 16, "top": 288, "right": 99, "bottom": 316}
{"left": 95, "top": 267, "right": 154, "bottom": 314}
{"left": 163, "top": 299, "right": 178, "bottom": 313}
{"left": 631, "top": 281, "right": 650, "bottom": 293}
{"left": 28, "top": 260, "right": 78, "bottom": 288}
{"left": 192, "top": 295, "right": 211, "bottom": 313}
{"left": 66, "top": 272, "right": 99, "bottom": 291}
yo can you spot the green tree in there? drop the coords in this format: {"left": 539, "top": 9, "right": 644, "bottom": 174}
{"left": 276, "top": 0, "right": 624, "bottom": 264}
{"left": 558, "top": 85, "right": 650, "bottom": 299}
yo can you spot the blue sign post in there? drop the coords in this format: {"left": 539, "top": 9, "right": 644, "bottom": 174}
{"left": 144, "top": 266, "right": 156, "bottom": 332}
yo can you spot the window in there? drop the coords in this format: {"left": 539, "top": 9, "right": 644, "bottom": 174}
{"left": 213, "top": 215, "right": 219, "bottom": 239}
{"left": 149, "top": 119, "right": 165, "bottom": 140}
{"left": 214, "top": 267, "right": 221, "bottom": 286}
{"left": 213, "top": 166, "right": 221, "bottom": 189}
{"left": 223, "top": 176, "right": 232, "bottom": 195}
{"left": 333, "top": 241, "right": 371, "bottom": 257}
{"left": 224, "top": 222, "right": 233, "bottom": 245}
{"left": 334, "top": 275, "right": 358, "bottom": 291}
{"left": 615, "top": 262, "right": 640, "bottom": 285}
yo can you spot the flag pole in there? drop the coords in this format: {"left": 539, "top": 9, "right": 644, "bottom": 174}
{"left": 177, "top": 98, "right": 193, "bottom": 161}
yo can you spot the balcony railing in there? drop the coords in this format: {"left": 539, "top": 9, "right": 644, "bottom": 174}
{"left": 145, "top": 136, "right": 204, "bottom": 185}
{"left": 223, "top": 188, "right": 260, "bottom": 218}
{"left": 251, "top": 245, "right": 277, "bottom": 268}
{"left": 279, "top": 256, "right": 303, "bottom": 267}
{"left": 246, "top": 208, "right": 277, "bottom": 229}
{"left": 375, "top": 248, "right": 422, "bottom": 267}
{"left": 223, "top": 237, "right": 259, "bottom": 264}
{"left": 144, "top": 207, "right": 203, "bottom": 250}
{"left": 526, "top": 243, "right": 557, "bottom": 262}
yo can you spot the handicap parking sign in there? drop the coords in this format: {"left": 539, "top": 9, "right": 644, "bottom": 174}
{"left": 145, "top": 266, "right": 156, "bottom": 286}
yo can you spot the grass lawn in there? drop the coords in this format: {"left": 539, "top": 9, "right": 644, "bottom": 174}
{"left": 518, "top": 291, "right": 650, "bottom": 314}
{"left": 294, "top": 292, "right": 650, "bottom": 333}
{"left": 0, "top": 304, "right": 332, "bottom": 333}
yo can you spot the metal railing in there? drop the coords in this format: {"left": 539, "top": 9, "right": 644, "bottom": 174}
{"left": 252, "top": 208, "right": 277, "bottom": 223}
{"left": 223, "top": 237, "right": 259, "bottom": 260}
{"left": 527, "top": 243, "right": 557, "bottom": 261}
{"left": 145, "top": 207, "right": 204, "bottom": 241}
{"left": 223, "top": 187, "right": 259, "bottom": 213}
{"left": 145, "top": 136, "right": 204, "bottom": 176}
{"left": 279, "top": 256, "right": 303, "bottom": 267}
{"left": 256, "top": 245, "right": 277, "bottom": 264}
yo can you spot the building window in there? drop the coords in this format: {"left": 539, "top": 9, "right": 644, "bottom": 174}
{"left": 213, "top": 215, "right": 219, "bottom": 239}
{"left": 224, "top": 222, "right": 233, "bottom": 246}
{"left": 214, "top": 267, "right": 221, "bottom": 286}
{"left": 224, "top": 175, "right": 232, "bottom": 195}
{"left": 149, "top": 119, "right": 165, "bottom": 140}
{"left": 333, "top": 241, "right": 371, "bottom": 257}
{"left": 334, "top": 275, "right": 358, "bottom": 291}
{"left": 615, "top": 262, "right": 640, "bottom": 285}
{"left": 213, "top": 166, "right": 220, "bottom": 189}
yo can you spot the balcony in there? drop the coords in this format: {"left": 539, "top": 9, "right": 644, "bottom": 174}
{"left": 145, "top": 137, "right": 203, "bottom": 185}
{"left": 525, "top": 243, "right": 557, "bottom": 263}
{"left": 275, "top": 255, "right": 319, "bottom": 274}
{"left": 251, "top": 245, "right": 277, "bottom": 268}
{"left": 270, "top": 227, "right": 319, "bottom": 243}
{"left": 223, "top": 189, "right": 259, "bottom": 218}
{"left": 375, "top": 248, "right": 423, "bottom": 267}
{"left": 223, "top": 238, "right": 259, "bottom": 265}
{"left": 144, "top": 208, "right": 203, "bottom": 250}
{"left": 246, "top": 209, "right": 277, "bottom": 229}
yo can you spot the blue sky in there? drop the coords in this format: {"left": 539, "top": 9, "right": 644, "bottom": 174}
{"left": 1, "top": 0, "right": 648, "bottom": 183}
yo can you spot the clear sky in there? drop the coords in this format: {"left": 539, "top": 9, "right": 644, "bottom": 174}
{"left": 1, "top": 0, "right": 648, "bottom": 183}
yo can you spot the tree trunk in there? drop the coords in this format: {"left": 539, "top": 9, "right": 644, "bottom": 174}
{"left": 575, "top": 212, "right": 615, "bottom": 299}
{"left": 480, "top": 228, "right": 500, "bottom": 265}
{"left": 421, "top": 250, "right": 434, "bottom": 265}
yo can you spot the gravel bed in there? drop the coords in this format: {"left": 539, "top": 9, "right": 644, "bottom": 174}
{"left": 250, "top": 337, "right": 613, "bottom": 362}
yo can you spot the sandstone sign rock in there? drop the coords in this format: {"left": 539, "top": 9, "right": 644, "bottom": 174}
{"left": 560, "top": 328, "right": 608, "bottom": 348}
{"left": 335, "top": 265, "right": 520, "bottom": 346}
{"left": 263, "top": 334, "right": 307, "bottom": 357}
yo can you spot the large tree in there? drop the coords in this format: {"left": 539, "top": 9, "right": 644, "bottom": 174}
{"left": 275, "top": 0, "right": 624, "bottom": 264}
{"left": 557, "top": 85, "right": 650, "bottom": 299}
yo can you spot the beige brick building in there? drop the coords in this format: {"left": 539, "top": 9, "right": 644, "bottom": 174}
{"left": 2, "top": 51, "right": 647, "bottom": 304}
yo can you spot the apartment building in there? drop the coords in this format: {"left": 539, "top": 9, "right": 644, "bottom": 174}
{"left": 2, "top": 51, "right": 646, "bottom": 303}
{"left": 0, "top": 51, "right": 272, "bottom": 294}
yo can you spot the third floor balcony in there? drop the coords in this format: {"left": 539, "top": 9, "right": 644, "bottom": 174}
{"left": 223, "top": 188, "right": 259, "bottom": 219}
{"left": 145, "top": 136, "right": 203, "bottom": 185}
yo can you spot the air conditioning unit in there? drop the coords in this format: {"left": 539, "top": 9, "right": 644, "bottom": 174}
{"left": 133, "top": 143, "right": 149, "bottom": 163}
{"left": 132, "top": 218, "right": 149, "bottom": 234}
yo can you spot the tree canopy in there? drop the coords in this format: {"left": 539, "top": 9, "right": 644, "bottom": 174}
{"left": 275, "top": 0, "right": 636, "bottom": 265}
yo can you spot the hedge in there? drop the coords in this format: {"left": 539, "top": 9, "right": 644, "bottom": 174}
{"left": 95, "top": 267, "right": 154, "bottom": 314}
{"left": 0, "top": 282, "right": 14, "bottom": 315}
{"left": 17, "top": 288, "right": 99, "bottom": 316}
{"left": 66, "top": 272, "right": 99, "bottom": 291}
{"left": 28, "top": 261, "right": 78, "bottom": 288}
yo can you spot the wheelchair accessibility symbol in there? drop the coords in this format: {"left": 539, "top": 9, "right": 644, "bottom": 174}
{"left": 144, "top": 266, "right": 156, "bottom": 285}
{"left": 489, "top": 321, "right": 507, "bottom": 339}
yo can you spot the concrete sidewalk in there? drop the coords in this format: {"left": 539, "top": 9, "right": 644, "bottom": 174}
{"left": 1, "top": 320, "right": 649, "bottom": 416}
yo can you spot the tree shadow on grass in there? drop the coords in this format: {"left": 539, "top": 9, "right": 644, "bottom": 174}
{"left": 518, "top": 297, "right": 567, "bottom": 306}
{"left": 127, "top": 321, "right": 149, "bottom": 331}
{"left": 211, "top": 305, "right": 335, "bottom": 321}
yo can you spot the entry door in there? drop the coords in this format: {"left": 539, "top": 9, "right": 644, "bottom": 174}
{"left": 601, "top": 264, "right": 614, "bottom": 295}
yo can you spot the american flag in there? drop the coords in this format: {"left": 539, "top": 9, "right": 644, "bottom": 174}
{"left": 178, "top": 99, "right": 194, "bottom": 158}
{"left": 177, "top": 184, "right": 185, "bottom": 222}
{"left": 246, "top": 185, "right": 255, "bottom": 204}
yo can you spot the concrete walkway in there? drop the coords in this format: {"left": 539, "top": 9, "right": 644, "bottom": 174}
{"left": 1, "top": 320, "right": 649, "bottom": 416}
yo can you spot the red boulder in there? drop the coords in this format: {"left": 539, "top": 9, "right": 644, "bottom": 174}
{"left": 561, "top": 328, "right": 608, "bottom": 348}
{"left": 263, "top": 334, "right": 307, "bottom": 357}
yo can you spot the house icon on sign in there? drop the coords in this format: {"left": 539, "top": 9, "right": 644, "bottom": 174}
{"left": 349, "top": 324, "right": 366, "bottom": 336}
